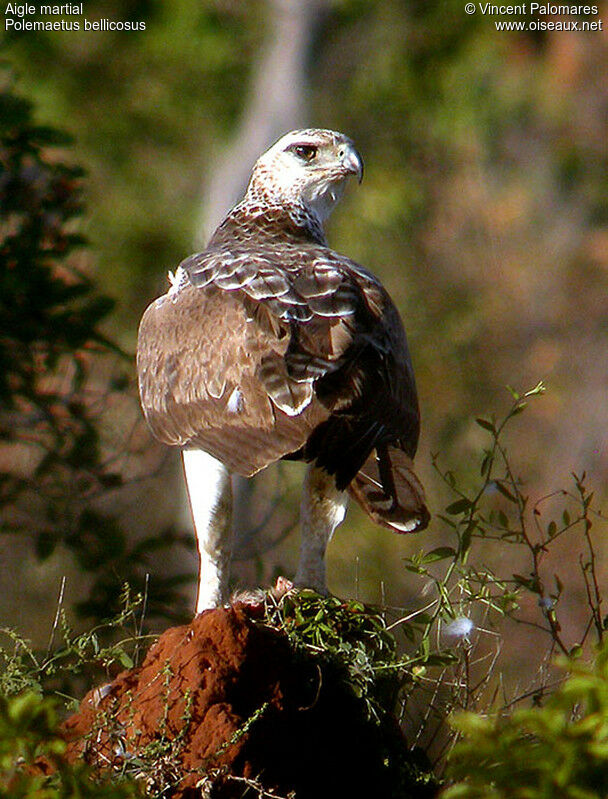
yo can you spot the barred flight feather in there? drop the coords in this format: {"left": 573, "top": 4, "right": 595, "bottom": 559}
{"left": 349, "top": 447, "right": 430, "bottom": 533}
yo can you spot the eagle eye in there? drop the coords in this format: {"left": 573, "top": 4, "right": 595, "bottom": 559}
{"left": 290, "top": 143, "right": 318, "bottom": 162}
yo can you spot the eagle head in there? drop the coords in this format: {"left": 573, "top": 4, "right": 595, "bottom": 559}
{"left": 246, "top": 129, "right": 364, "bottom": 223}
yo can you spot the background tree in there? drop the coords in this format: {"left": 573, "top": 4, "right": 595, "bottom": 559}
{"left": 0, "top": 74, "right": 196, "bottom": 628}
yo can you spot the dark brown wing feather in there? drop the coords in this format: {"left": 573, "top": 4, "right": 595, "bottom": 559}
{"left": 301, "top": 276, "right": 420, "bottom": 489}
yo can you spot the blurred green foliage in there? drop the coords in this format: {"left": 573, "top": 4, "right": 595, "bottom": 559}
{"left": 445, "top": 645, "right": 608, "bottom": 798}
{"left": 0, "top": 80, "right": 118, "bottom": 493}
{"left": 0, "top": 584, "right": 151, "bottom": 701}
{"left": 0, "top": 691, "right": 143, "bottom": 797}
{"left": 3, "top": 0, "right": 266, "bottom": 331}
{"left": 0, "top": 75, "right": 195, "bottom": 624}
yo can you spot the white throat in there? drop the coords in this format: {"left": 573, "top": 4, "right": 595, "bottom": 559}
{"left": 302, "top": 180, "right": 346, "bottom": 223}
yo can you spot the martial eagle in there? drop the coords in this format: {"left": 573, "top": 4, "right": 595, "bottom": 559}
{"left": 137, "top": 129, "right": 429, "bottom": 612}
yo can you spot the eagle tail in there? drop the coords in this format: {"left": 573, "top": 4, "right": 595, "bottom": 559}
{"left": 348, "top": 445, "right": 429, "bottom": 533}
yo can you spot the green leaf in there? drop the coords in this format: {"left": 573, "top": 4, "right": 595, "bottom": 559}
{"left": 425, "top": 652, "right": 459, "bottom": 666}
{"left": 446, "top": 498, "right": 472, "bottom": 515}
{"left": 475, "top": 417, "right": 496, "bottom": 433}
{"left": 480, "top": 452, "right": 493, "bottom": 476}
{"left": 461, "top": 521, "right": 476, "bottom": 552}
{"left": 445, "top": 497, "right": 473, "bottom": 516}
{"left": 494, "top": 481, "right": 519, "bottom": 503}
{"left": 513, "top": 573, "right": 540, "bottom": 593}
{"left": 422, "top": 547, "right": 456, "bottom": 563}
{"left": 513, "top": 573, "right": 531, "bottom": 588}
{"left": 445, "top": 470, "right": 456, "bottom": 488}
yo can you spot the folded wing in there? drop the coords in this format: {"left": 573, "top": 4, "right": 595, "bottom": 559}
{"left": 137, "top": 241, "right": 428, "bottom": 529}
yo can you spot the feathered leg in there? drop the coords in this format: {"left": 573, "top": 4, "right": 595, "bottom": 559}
{"left": 182, "top": 449, "right": 233, "bottom": 613}
{"left": 294, "top": 463, "right": 348, "bottom": 594}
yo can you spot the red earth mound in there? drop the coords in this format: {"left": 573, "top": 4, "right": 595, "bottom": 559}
{"left": 63, "top": 604, "right": 436, "bottom": 798}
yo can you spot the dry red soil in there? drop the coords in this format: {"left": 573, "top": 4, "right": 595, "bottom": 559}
{"left": 63, "top": 604, "right": 436, "bottom": 798}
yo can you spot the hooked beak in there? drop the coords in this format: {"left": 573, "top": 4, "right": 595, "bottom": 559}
{"left": 340, "top": 144, "right": 364, "bottom": 183}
